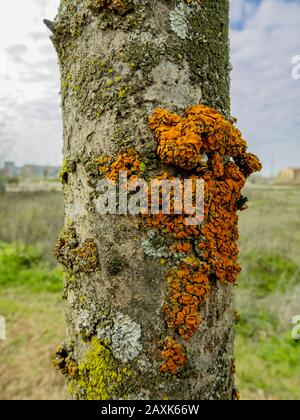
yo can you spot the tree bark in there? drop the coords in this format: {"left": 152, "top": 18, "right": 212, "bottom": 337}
{"left": 51, "top": 0, "right": 239, "bottom": 400}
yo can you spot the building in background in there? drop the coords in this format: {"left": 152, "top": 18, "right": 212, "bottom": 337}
{"left": 2, "top": 161, "right": 60, "bottom": 180}
{"left": 3, "top": 162, "right": 17, "bottom": 178}
{"left": 278, "top": 167, "right": 300, "bottom": 184}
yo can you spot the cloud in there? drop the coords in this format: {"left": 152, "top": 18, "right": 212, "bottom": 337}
{"left": 230, "top": 0, "right": 261, "bottom": 29}
{"left": 5, "top": 44, "right": 28, "bottom": 63}
{"left": 0, "top": 0, "right": 299, "bottom": 175}
{"left": 0, "top": 0, "right": 61, "bottom": 166}
{"left": 230, "top": 0, "right": 300, "bottom": 175}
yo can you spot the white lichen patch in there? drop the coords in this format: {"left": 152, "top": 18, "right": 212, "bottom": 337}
{"left": 111, "top": 313, "right": 142, "bottom": 362}
{"left": 142, "top": 230, "right": 169, "bottom": 259}
{"left": 76, "top": 303, "right": 101, "bottom": 336}
{"left": 169, "top": 2, "right": 193, "bottom": 40}
{"left": 97, "top": 312, "right": 142, "bottom": 363}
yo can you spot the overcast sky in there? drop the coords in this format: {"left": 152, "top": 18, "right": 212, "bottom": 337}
{"left": 0, "top": 0, "right": 299, "bottom": 175}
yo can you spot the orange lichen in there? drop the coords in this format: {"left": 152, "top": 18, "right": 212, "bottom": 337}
{"left": 52, "top": 345, "right": 78, "bottom": 378}
{"left": 164, "top": 258, "right": 210, "bottom": 340}
{"left": 149, "top": 105, "right": 250, "bottom": 170}
{"left": 148, "top": 105, "right": 262, "bottom": 371}
{"left": 98, "top": 105, "right": 261, "bottom": 374}
{"left": 95, "top": 156, "right": 111, "bottom": 173}
{"left": 104, "top": 149, "right": 143, "bottom": 183}
{"left": 74, "top": 239, "right": 99, "bottom": 273}
{"left": 233, "top": 387, "right": 241, "bottom": 400}
{"left": 160, "top": 337, "right": 186, "bottom": 374}
{"left": 197, "top": 166, "right": 246, "bottom": 284}
{"left": 234, "top": 152, "right": 262, "bottom": 177}
{"left": 149, "top": 108, "right": 202, "bottom": 170}
{"left": 146, "top": 172, "right": 203, "bottom": 239}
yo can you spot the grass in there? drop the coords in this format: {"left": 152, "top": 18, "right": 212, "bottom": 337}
{"left": 0, "top": 191, "right": 65, "bottom": 400}
{"left": 0, "top": 287, "right": 67, "bottom": 400}
{"left": 235, "top": 185, "right": 300, "bottom": 400}
{"left": 0, "top": 242, "right": 63, "bottom": 293}
{"left": 0, "top": 186, "right": 300, "bottom": 399}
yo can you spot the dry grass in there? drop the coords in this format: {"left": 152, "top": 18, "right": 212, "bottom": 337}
{"left": 0, "top": 191, "right": 64, "bottom": 264}
{"left": 0, "top": 288, "right": 67, "bottom": 400}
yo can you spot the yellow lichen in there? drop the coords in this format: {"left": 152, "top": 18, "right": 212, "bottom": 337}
{"left": 72, "top": 338, "right": 132, "bottom": 400}
{"left": 58, "top": 159, "right": 71, "bottom": 184}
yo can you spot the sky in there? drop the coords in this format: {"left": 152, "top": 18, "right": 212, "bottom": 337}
{"left": 0, "top": 0, "right": 299, "bottom": 175}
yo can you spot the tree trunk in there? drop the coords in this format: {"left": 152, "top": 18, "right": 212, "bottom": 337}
{"left": 50, "top": 0, "right": 258, "bottom": 400}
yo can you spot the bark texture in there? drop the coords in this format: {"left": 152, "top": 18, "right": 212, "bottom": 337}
{"left": 51, "top": 0, "right": 237, "bottom": 400}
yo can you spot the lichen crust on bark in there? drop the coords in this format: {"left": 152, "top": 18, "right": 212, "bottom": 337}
{"left": 50, "top": 0, "right": 260, "bottom": 400}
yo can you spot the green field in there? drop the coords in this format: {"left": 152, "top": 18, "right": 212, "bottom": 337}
{"left": 0, "top": 186, "right": 299, "bottom": 400}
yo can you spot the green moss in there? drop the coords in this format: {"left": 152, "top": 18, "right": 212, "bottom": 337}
{"left": 86, "top": 0, "right": 134, "bottom": 16}
{"left": 184, "top": 0, "right": 231, "bottom": 115}
{"left": 139, "top": 162, "right": 147, "bottom": 175}
{"left": 106, "top": 254, "right": 127, "bottom": 276}
{"left": 63, "top": 54, "right": 135, "bottom": 120}
{"left": 122, "top": 40, "right": 163, "bottom": 75}
{"left": 58, "top": 160, "right": 71, "bottom": 184}
{"left": 65, "top": 270, "right": 76, "bottom": 285}
{"left": 51, "top": 0, "right": 90, "bottom": 60}
{"left": 118, "top": 87, "right": 129, "bottom": 99}
{"left": 70, "top": 337, "right": 132, "bottom": 400}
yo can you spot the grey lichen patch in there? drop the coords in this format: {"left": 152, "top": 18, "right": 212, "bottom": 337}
{"left": 51, "top": 0, "right": 147, "bottom": 62}
{"left": 97, "top": 312, "right": 142, "bottom": 363}
{"left": 77, "top": 305, "right": 100, "bottom": 339}
{"left": 111, "top": 313, "right": 142, "bottom": 362}
{"left": 169, "top": 2, "right": 193, "bottom": 40}
{"left": 68, "top": 285, "right": 113, "bottom": 340}
{"left": 142, "top": 230, "right": 169, "bottom": 259}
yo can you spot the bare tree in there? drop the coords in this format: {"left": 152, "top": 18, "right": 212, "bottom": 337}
{"left": 49, "top": 0, "right": 261, "bottom": 400}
